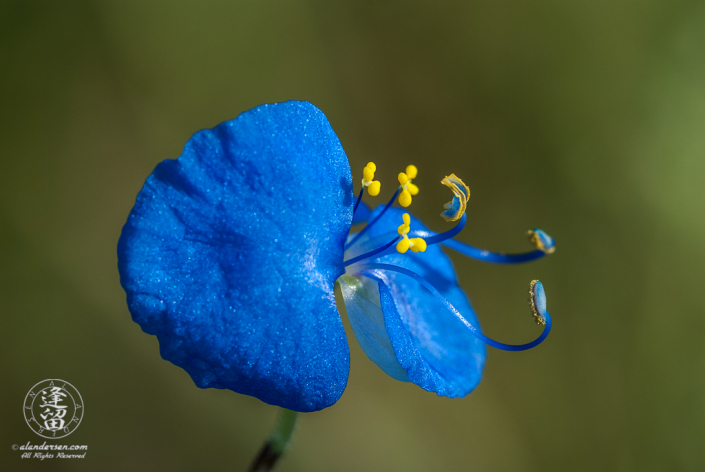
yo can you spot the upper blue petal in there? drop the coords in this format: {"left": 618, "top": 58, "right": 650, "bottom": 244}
{"left": 348, "top": 206, "right": 486, "bottom": 398}
{"left": 118, "top": 101, "right": 353, "bottom": 412}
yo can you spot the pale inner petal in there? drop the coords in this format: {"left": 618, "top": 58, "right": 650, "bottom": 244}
{"left": 338, "top": 274, "right": 409, "bottom": 382}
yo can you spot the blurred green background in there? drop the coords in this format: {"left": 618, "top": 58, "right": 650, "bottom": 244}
{"left": 2, "top": 1, "right": 705, "bottom": 470}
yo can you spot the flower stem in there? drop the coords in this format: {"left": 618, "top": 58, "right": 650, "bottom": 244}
{"left": 247, "top": 409, "right": 299, "bottom": 472}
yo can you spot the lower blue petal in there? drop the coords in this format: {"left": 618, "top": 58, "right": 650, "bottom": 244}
{"left": 118, "top": 101, "right": 353, "bottom": 412}
{"left": 348, "top": 207, "right": 486, "bottom": 398}
{"left": 352, "top": 200, "right": 371, "bottom": 225}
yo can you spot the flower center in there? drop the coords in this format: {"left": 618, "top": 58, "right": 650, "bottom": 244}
{"left": 341, "top": 162, "right": 557, "bottom": 353}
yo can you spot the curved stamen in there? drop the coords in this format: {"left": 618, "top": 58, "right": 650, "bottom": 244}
{"left": 353, "top": 221, "right": 548, "bottom": 265}
{"left": 345, "top": 186, "right": 402, "bottom": 250}
{"left": 405, "top": 224, "right": 552, "bottom": 264}
{"left": 355, "top": 213, "right": 466, "bottom": 260}
{"left": 351, "top": 263, "right": 552, "bottom": 352}
{"left": 527, "top": 229, "right": 555, "bottom": 254}
{"left": 352, "top": 187, "right": 364, "bottom": 215}
{"left": 441, "top": 240, "right": 546, "bottom": 264}
{"left": 423, "top": 213, "right": 467, "bottom": 246}
{"left": 343, "top": 236, "right": 401, "bottom": 267}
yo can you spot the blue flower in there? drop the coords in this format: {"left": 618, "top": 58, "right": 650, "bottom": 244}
{"left": 118, "top": 101, "right": 554, "bottom": 412}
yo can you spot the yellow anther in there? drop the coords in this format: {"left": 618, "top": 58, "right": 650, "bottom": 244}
{"left": 409, "top": 238, "right": 427, "bottom": 253}
{"left": 367, "top": 181, "right": 381, "bottom": 196}
{"left": 406, "top": 165, "right": 418, "bottom": 179}
{"left": 440, "top": 174, "right": 470, "bottom": 222}
{"left": 529, "top": 280, "right": 546, "bottom": 325}
{"left": 398, "top": 214, "right": 411, "bottom": 235}
{"left": 397, "top": 166, "right": 419, "bottom": 207}
{"left": 398, "top": 189, "right": 412, "bottom": 207}
{"left": 396, "top": 238, "right": 411, "bottom": 253}
{"left": 395, "top": 213, "right": 426, "bottom": 253}
{"left": 527, "top": 229, "right": 555, "bottom": 254}
{"left": 361, "top": 162, "right": 381, "bottom": 197}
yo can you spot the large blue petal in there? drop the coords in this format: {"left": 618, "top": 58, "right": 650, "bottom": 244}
{"left": 345, "top": 207, "right": 486, "bottom": 397}
{"left": 118, "top": 101, "right": 353, "bottom": 412}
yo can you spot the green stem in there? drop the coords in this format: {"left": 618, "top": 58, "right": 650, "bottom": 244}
{"left": 247, "top": 409, "right": 299, "bottom": 472}
{"left": 269, "top": 409, "right": 298, "bottom": 454}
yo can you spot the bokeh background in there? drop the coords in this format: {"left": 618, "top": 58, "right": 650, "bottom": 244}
{"left": 2, "top": 1, "right": 705, "bottom": 470}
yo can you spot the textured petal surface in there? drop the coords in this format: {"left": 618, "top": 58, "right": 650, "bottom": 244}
{"left": 344, "top": 207, "right": 486, "bottom": 397}
{"left": 118, "top": 101, "right": 353, "bottom": 412}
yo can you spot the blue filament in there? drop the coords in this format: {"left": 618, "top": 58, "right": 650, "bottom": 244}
{"left": 423, "top": 213, "right": 467, "bottom": 246}
{"left": 352, "top": 187, "right": 364, "bottom": 215}
{"left": 442, "top": 240, "right": 546, "bottom": 264}
{"left": 351, "top": 214, "right": 547, "bottom": 265}
{"left": 352, "top": 263, "right": 552, "bottom": 352}
{"left": 353, "top": 213, "right": 468, "bottom": 261}
{"left": 345, "top": 187, "right": 401, "bottom": 250}
{"left": 407, "top": 222, "right": 548, "bottom": 264}
{"left": 343, "top": 236, "right": 401, "bottom": 267}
